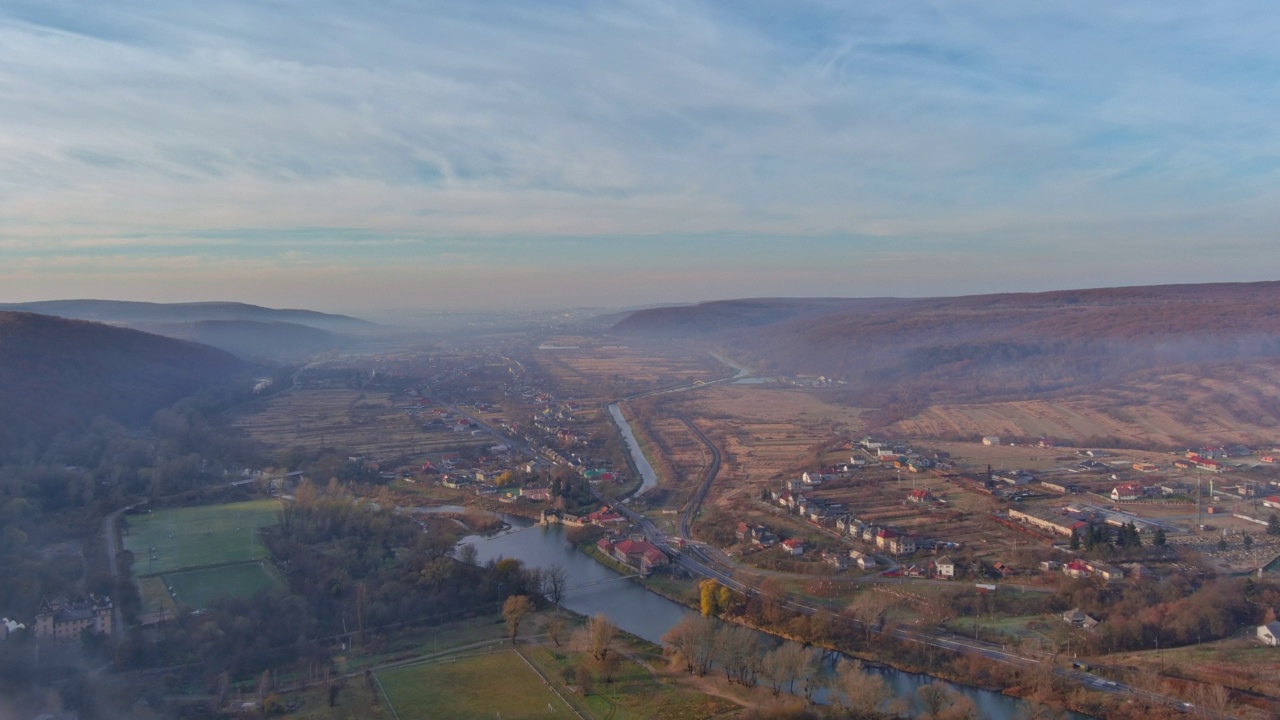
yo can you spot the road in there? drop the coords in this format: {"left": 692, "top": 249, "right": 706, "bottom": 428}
{"left": 102, "top": 502, "right": 146, "bottom": 639}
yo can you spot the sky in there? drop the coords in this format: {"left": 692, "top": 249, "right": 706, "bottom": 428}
{"left": 2, "top": 1, "right": 1279, "bottom": 313}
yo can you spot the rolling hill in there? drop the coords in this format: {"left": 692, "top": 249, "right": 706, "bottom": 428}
{"left": 0, "top": 300, "right": 374, "bottom": 334}
{"left": 610, "top": 282, "right": 1280, "bottom": 444}
{"left": 127, "top": 320, "right": 350, "bottom": 360}
{"left": 0, "top": 312, "right": 245, "bottom": 457}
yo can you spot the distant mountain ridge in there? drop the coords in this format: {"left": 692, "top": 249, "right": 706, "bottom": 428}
{"left": 0, "top": 300, "right": 374, "bottom": 359}
{"left": 0, "top": 311, "right": 245, "bottom": 458}
{"left": 0, "top": 299, "right": 374, "bottom": 333}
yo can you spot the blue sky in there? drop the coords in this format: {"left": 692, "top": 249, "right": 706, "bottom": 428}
{"left": 2, "top": 1, "right": 1278, "bottom": 312}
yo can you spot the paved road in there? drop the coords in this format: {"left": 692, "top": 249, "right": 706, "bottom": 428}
{"left": 102, "top": 502, "right": 146, "bottom": 639}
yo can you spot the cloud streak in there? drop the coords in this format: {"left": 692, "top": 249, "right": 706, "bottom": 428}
{"left": 2, "top": 1, "right": 1279, "bottom": 309}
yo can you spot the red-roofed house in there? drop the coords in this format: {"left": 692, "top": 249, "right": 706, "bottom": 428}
{"left": 1111, "top": 484, "right": 1143, "bottom": 501}
{"left": 586, "top": 506, "right": 627, "bottom": 526}
{"left": 907, "top": 489, "right": 934, "bottom": 504}
{"left": 1263, "top": 496, "right": 1280, "bottom": 510}
{"left": 1063, "top": 560, "right": 1092, "bottom": 579}
{"left": 604, "top": 538, "right": 669, "bottom": 571}
{"left": 782, "top": 538, "right": 805, "bottom": 556}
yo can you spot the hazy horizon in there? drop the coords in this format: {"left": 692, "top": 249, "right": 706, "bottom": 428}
{"left": 4, "top": 2, "right": 1279, "bottom": 312}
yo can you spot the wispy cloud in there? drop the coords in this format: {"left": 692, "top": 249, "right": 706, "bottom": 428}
{"left": 2, "top": 1, "right": 1279, "bottom": 309}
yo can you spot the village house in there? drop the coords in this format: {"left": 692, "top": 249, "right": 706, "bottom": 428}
{"left": 1063, "top": 561, "right": 1092, "bottom": 579}
{"left": 848, "top": 549, "right": 877, "bottom": 569}
{"left": 934, "top": 556, "right": 955, "bottom": 579}
{"left": 907, "top": 489, "right": 934, "bottom": 504}
{"left": 1062, "top": 608, "right": 1100, "bottom": 629}
{"left": 993, "top": 469, "right": 1035, "bottom": 486}
{"left": 585, "top": 506, "right": 627, "bottom": 526}
{"left": 1258, "top": 622, "right": 1280, "bottom": 647}
{"left": 1087, "top": 562, "right": 1126, "bottom": 582}
{"left": 1263, "top": 496, "right": 1280, "bottom": 510}
{"left": 34, "top": 595, "right": 113, "bottom": 641}
{"left": 1110, "top": 483, "right": 1145, "bottom": 501}
{"left": 823, "top": 551, "right": 849, "bottom": 570}
{"left": 597, "top": 537, "right": 668, "bottom": 572}
{"left": 1040, "top": 560, "right": 1062, "bottom": 572}
{"left": 1009, "top": 507, "right": 1090, "bottom": 538}
{"left": 782, "top": 538, "right": 805, "bottom": 556}
{"left": 982, "top": 436, "right": 1001, "bottom": 446}
{"left": 753, "top": 528, "right": 779, "bottom": 547}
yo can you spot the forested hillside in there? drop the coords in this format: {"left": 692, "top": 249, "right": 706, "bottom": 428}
{"left": 0, "top": 312, "right": 244, "bottom": 458}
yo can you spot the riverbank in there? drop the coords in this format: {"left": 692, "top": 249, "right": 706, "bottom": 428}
{"left": 562, "top": 528, "right": 1098, "bottom": 718}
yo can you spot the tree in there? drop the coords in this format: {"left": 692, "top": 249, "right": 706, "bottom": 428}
{"left": 1217, "top": 538, "right": 1228, "bottom": 552}
{"left": 1153, "top": 528, "right": 1167, "bottom": 547}
{"left": 838, "top": 660, "right": 892, "bottom": 718}
{"left": 575, "top": 613, "right": 616, "bottom": 663}
{"left": 1269, "top": 513, "right": 1280, "bottom": 537}
{"left": 1069, "top": 530, "right": 1080, "bottom": 551}
{"left": 916, "top": 682, "right": 949, "bottom": 718}
{"left": 1243, "top": 533, "right": 1253, "bottom": 550}
{"left": 700, "top": 579, "right": 721, "bottom": 617}
{"left": 502, "top": 595, "right": 535, "bottom": 644}
{"left": 662, "top": 615, "right": 717, "bottom": 676}
{"left": 545, "top": 564, "right": 568, "bottom": 605}
{"left": 545, "top": 616, "right": 566, "bottom": 647}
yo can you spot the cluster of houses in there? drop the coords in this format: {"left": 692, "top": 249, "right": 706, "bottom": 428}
{"left": 854, "top": 437, "right": 951, "bottom": 473}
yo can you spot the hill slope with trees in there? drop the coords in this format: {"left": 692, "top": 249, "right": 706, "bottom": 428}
{"left": 0, "top": 311, "right": 245, "bottom": 458}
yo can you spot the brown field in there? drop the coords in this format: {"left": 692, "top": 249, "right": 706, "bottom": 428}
{"left": 629, "top": 411, "right": 710, "bottom": 504}
{"left": 670, "top": 385, "right": 866, "bottom": 504}
{"left": 889, "top": 362, "right": 1280, "bottom": 447}
{"left": 233, "top": 389, "right": 491, "bottom": 458}
{"left": 532, "top": 342, "right": 724, "bottom": 400}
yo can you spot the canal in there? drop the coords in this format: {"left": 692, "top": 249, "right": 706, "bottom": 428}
{"left": 462, "top": 515, "right": 1090, "bottom": 719}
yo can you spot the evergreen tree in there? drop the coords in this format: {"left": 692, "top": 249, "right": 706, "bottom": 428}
{"left": 1153, "top": 528, "right": 1167, "bottom": 547}
{"left": 1269, "top": 513, "right": 1280, "bottom": 537}
{"left": 1070, "top": 529, "right": 1080, "bottom": 551}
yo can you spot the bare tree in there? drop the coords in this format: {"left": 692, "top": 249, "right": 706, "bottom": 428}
{"left": 545, "top": 616, "right": 566, "bottom": 647}
{"left": 662, "top": 614, "right": 717, "bottom": 676}
{"left": 1192, "top": 683, "right": 1232, "bottom": 715}
{"left": 917, "top": 682, "right": 950, "bottom": 718}
{"left": 762, "top": 643, "right": 811, "bottom": 697}
{"left": 456, "top": 542, "right": 479, "bottom": 565}
{"left": 574, "top": 612, "right": 616, "bottom": 662}
{"left": 545, "top": 564, "right": 569, "bottom": 604}
{"left": 838, "top": 660, "right": 892, "bottom": 718}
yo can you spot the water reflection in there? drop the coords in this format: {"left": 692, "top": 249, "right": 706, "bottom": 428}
{"left": 460, "top": 514, "right": 1090, "bottom": 719}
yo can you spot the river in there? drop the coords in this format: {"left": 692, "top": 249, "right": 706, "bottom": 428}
{"left": 461, "top": 516, "right": 1088, "bottom": 719}
{"left": 606, "top": 403, "right": 659, "bottom": 496}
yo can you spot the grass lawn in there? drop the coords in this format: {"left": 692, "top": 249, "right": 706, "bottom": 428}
{"left": 377, "top": 652, "right": 574, "bottom": 720}
{"left": 163, "top": 562, "right": 281, "bottom": 609}
{"left": 122, "top": 499, "right": 281, "bottom": 575}
{"left": 523, "top": 646, "right": 738, "bottom": 720}
{"left": 137, "top": 576, "right": 178, "bottom": 616}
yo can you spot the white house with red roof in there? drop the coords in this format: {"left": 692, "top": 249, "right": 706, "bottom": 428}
{"left": 1111, "top": 483, "right": 1144, "bottom": 501}
{"left": 781, "top": 538, "right": 805, "bottom": 556}
{"left": 1263, "top": 496, "right": 1280, "bottom": 510}
{"left": 907, "top": 489, "right": 934, "bottom": 503}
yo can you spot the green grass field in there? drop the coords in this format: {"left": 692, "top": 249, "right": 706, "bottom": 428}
{"left": 377, "top": 652, "right": 574, "bottom": 720}
{"left": 163, "top": 562, "right": 281, "bottom": 609}
{"left": 122, "top": 499, "right": 281, "bottom": 575}
{"left": 137, "top": 576, "right": 179, "bottom": 616}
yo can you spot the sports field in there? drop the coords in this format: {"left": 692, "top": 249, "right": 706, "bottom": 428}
{"left": 122, "top": 499, "right": 281, "bottom": 575}
{"left": 163, "top": 562, "right": 281, "bottom": 609}
{"left": 377, "top": 652, "right": 574, "bottom": 720}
